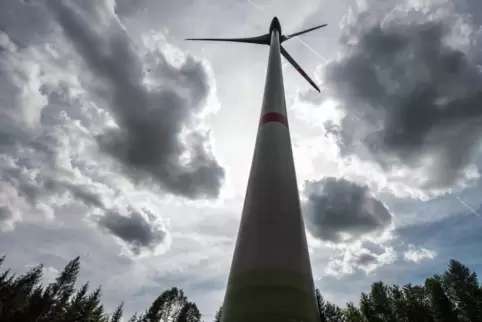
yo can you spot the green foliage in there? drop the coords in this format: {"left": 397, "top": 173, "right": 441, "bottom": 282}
{"left": 314, "top": 259, "right": 482, "bottom": 322}
{"left": 426, "top": 276, "right": 458, "bottom": 322}
{"left": 316, "top": 288, "right": 345, "bottom": 322}
{"left": 141, "top": 286, "right": 190, "bottom": 322}
{"left": 110, "top": 303, "right": 123, "bottom": 322}
{"left": 213, "top": 305, "right": 223, "bottom": 322}
{"left": 0, "top": 255, "right": 202, "bottom": 322}
{"left": 176, "top": 301, "right": 201, "bottom": 322}
{"left": 319, "top": 259, "right": 482, "bottom": 322}
{"left": 1, "top": 255, "right": 482, "bottom": 322}
{"left": 344, "top": 302, "right": 364, "bottom": 322}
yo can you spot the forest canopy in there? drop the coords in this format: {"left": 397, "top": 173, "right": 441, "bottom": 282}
{"left": 1, "top": 255, "right": 481, "bottom": 321}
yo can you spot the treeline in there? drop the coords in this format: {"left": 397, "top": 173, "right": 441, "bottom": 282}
{"left": 1, "top": 255, "right": 481, "bottom": 322}
{"left": 213, "top": 259, "right": 482, "bottom": 322}
{"left": 0, "top": 256, "right": 200, "bottom": 322}
{"left": 317, "top": 258, "right": 482, "bottom": 322}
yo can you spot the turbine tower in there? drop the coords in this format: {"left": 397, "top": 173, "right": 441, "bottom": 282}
{"left": 187, "top": 17, "right": 326, "bottom": 322}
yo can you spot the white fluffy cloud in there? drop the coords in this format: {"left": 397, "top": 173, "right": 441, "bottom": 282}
{"left": 322, "top": 241, "right": 398, "bottom": 277}
{"left": 404, "top": 245, "right": 437, "bottom": 263}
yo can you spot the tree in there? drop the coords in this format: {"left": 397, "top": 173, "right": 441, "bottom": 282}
{"left": 360, "top": 292, "right": 381, "bottom": 322}
{"left": 316, "top": 288, "right": 345, "bottom": 322}
{"left": 61, "top": 282, "right": 90, "bottom": 322}
{"left": 402, "top": 284, "right": 433, "bottom": 322}
{"left": 0, "top": 256, "right": 201, "bottom": 322}
{"left": 425, "top": 276, "right": 459, "bottom": 322}
{"left": 143, "top": 287, "right": 187, "bottom": 322}
{"left": 213, "top": 305, "right": 223, "bottom": 322}
{"left": 4, "top": 255, "right": 482, "bottom": 322}
{"left": 369, "top": 282, "right": 395, "bottom": 322}
{"left": 177, "top": 301, "right": 201, "bottom": 322}
{"left": 110, "top": 303, "right": 124, "bottom": 322}
{"left": 39, "top": 256, "right": 81, "bottom": 322}
{"left": 0, "top": 264, "right": 43, "bottom": 322}
{"left": 0, "top": 255, "right": 5, "bottom": 267}
{"left": 344, "top": 302, "right": 364, "bottom": 322}
{"left": 75, "top": 287, "right": 105, "bottom": 321}
{"left": 442, "top": 260, "right": 482, "bottom": 322}
{"left": 316, "top": 288, "right": 328, "bottom": 322}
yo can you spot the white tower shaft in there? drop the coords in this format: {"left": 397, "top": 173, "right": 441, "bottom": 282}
{"left": 220, "top": 30, "right": 319, "bottom": 322}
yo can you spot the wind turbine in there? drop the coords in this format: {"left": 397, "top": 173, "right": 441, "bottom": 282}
{"left": 187, "top": 17, "right": 327, "bottom": 322}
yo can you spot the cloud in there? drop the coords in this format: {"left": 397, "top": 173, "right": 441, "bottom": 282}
{"left": 0, "top": 205, "right": 16, "bottom": 231}
{"left": 47, "top": 0, "right": 224, "bottom": 199}
{"left": 97, "top": 209, "right": 168, "bottom": 256}
{"left": 303, "top": 177, "right": 393, "bottom": 243}
{"left": 299, "top": 0, "right": 482, "bottom": 196}
{"left": 404, "top": 245, "right": 437, "bottom": 263}
{"left": 324, "top": 243, "right": 397, "bottom": 277}
{"left": 0, "top": 0, "right": 223, "bottom": 260}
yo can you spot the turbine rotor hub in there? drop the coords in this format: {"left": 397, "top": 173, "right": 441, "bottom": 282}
{"left": 269, "top": 17, "right": 282, "bottom": 37}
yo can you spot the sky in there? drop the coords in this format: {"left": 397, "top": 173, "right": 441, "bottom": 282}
{"left": 1, "top": 0, "right": 482, "bottom": 320}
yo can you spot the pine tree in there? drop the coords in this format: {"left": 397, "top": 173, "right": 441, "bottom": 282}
{"left": 425, "top": 276, "right": 459, "bottom": 322}
{"left": 442, "top": 260, "right": 482, "bottom": 322}
{"left": 402, "top": 284, "right": 434, "bottom": 322}
{"left": 7, "top": 265, "right": 44, "bottom": 321}
{"left": 176, "top": 301, "right": 201, "bottom": 322}
{"left": 39, "top": 256, "right": 81, "bottom": 322}
{"left": 316, "top": 288, "right": 345, "bottom": 322}
{"left": 91, "top": 304, "right": 108, "bottom": 322}
{"left": 4, "top": 255, "right": 482, "bottom": 322}
{"left": 213, "top": 305, "right": 223, "bottom": 322}
{"left": 369, "top": 282, "right": 395, "bottom": 322}
{"left": 0, "top": 268, "right": 11, "bottom": 286}
{"left": 344, "top": 302, "right": 364, "bottom": 322}
{"left": 316, "top": 288, "right": 328, "bottom": 322}
{"left": 77, "top": 287, "right": 103, "bottom": 321}
{"left": 61, "top": 282, "right": 90, "bottom": 322}
{"left": 110, "top": 303, "right": 124, "bottom": 322}
{"left": 360, "top": 292, "right": 382, "bottom": 322}
{"left": 161, "top": 287, "right": 186, "bottom": 322}
{"left": 22, "top": 285, "right": 45, "bottom": 322}
{"left": 143, "top": 287, "right": 187, "bottom": 322}
{"left": 389, "top": 285, "right": 407, "bottom": 322}
{"left": 13, "top": 264, "right": 43, "bottom": 302}
{"left": 143, "top": 289, "right": 170, "bottom": 321}
{"left": 0, "top": 269, "right": 15, "bottom": 320}
{"left": 324, "top": 302, "right": 345, "bottom": 322}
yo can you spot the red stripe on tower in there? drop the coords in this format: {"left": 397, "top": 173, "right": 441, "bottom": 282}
{"left": 260, "top": 112, "right": 288, "bottom": 127}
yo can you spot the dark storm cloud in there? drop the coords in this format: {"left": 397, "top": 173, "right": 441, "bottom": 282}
{"left": 356, "top": 253, "right": 378, "bottom": 266}
{"left": 303, "top": 6, "right": 482, "bottom": 190}
{"left": 0, "top": 206, "right": 13, "bottom": 223}
{"left": 98, "top": 210, "right": 167, "bottom": 255}
{"left": 304, "top": 178, "right": 392, "bottom": 243}
{"left": 0, "top": 0, "right": 54, "bottom": 48}
{"left": 47, "top": 0, "right": 224, "bottom": 199}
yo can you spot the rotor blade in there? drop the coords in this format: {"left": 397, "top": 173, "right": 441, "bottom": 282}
{"left": 282, "top": 24, "right": 327, "bottom": 42}
{"left": 185, "top": 33, "right": 270, "bottom": 45}
{"left": 280, "top": 46, "right": 320, "bottom": 92}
